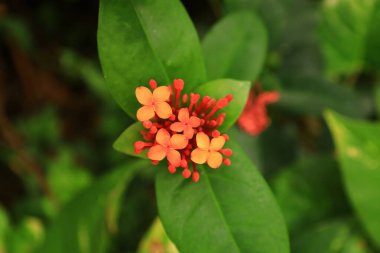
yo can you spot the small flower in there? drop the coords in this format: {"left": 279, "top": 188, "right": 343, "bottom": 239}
{"left": 134, "top": 79, "right": 233, "bottom": 183}
{"left": 136, "top": 84, "right": 172, "bottom": 121}
{"left": 170, "top": 108, "right": 201, "bottom": 139}
{"left": 147, "top": 129, "right": 188, "bottom": 166}
{"left": 191, "top": 132, "right": 229, "bottom": 169}
{"left": 237, "top": 87, "right": 279, "bottom": 136}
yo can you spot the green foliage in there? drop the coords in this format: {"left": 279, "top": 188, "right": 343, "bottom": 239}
{"left": 156, "top": 139, "right": 289, "bottom": 253}
{"left": 325, "top": 111, "right": 380, "bottom": 249}
{"left": 98, "top": 0, "right": 207, "bottom": 118}
{"left": 319, "top": 0, "right": 380, "bottom": 75}
{"left": 202, "top": 11, "right": 267, "bottom": 81}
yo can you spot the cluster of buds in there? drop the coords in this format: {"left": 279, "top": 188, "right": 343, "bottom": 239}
{"left": 134, "top": 79, "right": 233, "bottom": 182}
{"left": 237, "top": 83, "right": 280, "bottom": 136}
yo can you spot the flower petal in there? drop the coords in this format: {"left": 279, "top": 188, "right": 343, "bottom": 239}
{"left": 178, "top": 108, "right": 189, "bottom": 123}
{"left": 136, "top": 105, "right": 155, "bottom": 121}
{"left": 155, "top": 102, "right": 172, "bottom": 119}
{"left": 167, "top": 149, "right": 181, "bottom": 166}
{"left": 189, "top": 116, "right": 201, "bottom": 127}
{"left": 196, "top": 132, "right": 210, "bottom": 150}
{"left": 183, "top": 125, "right": 194, "bottom": 139}
{"left": 210, "top": 136, "right": 225, "bottom": 151}
{"left": 136, "top": 86, "right": 153, "bottom": 105}
{"left": 207, "top": 151, "right": 223, "bottom": 169}
{"left": 153, "top": 86, "right": 171, "bottom": 102}
{"left": 169, "top": 134, "right": 188, "bottom": 149}
{"left": 147, "top": 145, "right": 167, "bottom": 161}
{"left": 156, "top": 129, "right": 170, "bottom": 146}
{"left": 170, "top": 122, "right": 184, "bottom": 132}
{"left": 191, "top": 148, "right": 209, "bottom": 164}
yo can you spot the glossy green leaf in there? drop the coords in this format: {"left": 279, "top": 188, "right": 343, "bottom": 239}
{"left": 98, "top": 0, "right": 207, "bottom": 118}
{"left": 292, "top": 219, "right": 370, "bottom": 253}
{"left": 277, "top": 75, "right": 370, "bottom": 117}
{"left": 37, "top": 160, "right": 149, "bottom": 253}
{"left": 325, "top": 110, "right": 380, "bottom": 249}
{"left": 202, "top": 11, "right": 267, "bottom": 81}
{"left": 137, "top": 218, "right": 179, "bottom": 253}
{"left": 156, "top": 139, "right": 289, "bottom": 253}
{"left": 319, "top": 0, "right": 380, "bottom": 75}
{"left": 113, "top": 122, "right": 146, "bottom": 158}
{"left": 194, "top": 79, "right": 250, "bottom": 132}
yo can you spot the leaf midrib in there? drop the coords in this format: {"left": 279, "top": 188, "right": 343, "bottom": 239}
{"left": 202, "top": 169, "right": 242, "bottom": 253}
{"left": 130, "top": 0, "right": 171, "bottom": 83}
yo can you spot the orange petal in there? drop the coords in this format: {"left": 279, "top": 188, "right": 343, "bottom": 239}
{"left": 207, "top": 151, "right": 223, "bottom": 169}
{"left": 153, "top": 86, "right": 171, "bottom": 102}
{"left": 170, "top": 122, "right": 184, "bottom": 132}
{"left": 196, "top": 132, "right": 210, "bottom": 150}
{"left": 147, "top": 145, "right": 167, "bottom": 161}
{"left": 178, "top": 108, "right": 189, "bottom": 123}
{"left": 183, "top": 125, "right": 194, "bottom": 139}
{"left": 136, "top": 105, "right": 155, "bottom": 121}
{"left": 210, "top": 136, "right": 225, "bottom": 151}
{"left": 156, "top": 129, "right": 170, "bottom": 146}
{"left": 167, "top": 149, "right": 181, "bottom": 166}
{"left": 189, "top": 116, "right": 201, "bottom": 127}
{"left": 191, "top": 148, "right": 209, "bottom": 164}
{"left": 169, "top": 134, "right": 188, "bottom": 149}
{"left": 136, "top": 86, "right": 153, "bottom": 105}
{"left": 155, "top": 102, "right": 172, "bottom": 119}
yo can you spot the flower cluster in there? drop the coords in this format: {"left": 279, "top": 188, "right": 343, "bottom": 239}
{"left": 134, "top": 79, "right": 233, "bottom": 182}
{"left": 237, "top": 84, "right": 280, "bottom": 136}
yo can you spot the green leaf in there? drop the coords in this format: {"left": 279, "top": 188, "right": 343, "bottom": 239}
{"left": 7, "top": 218, "right": 45, "bottom": 253}
{"left": 0, "top": 207, "right": 9, "bottom": 252}
{"left": 271, "top": 155, "right": 348, "bottom": 234}
{"left": 194, "top": 79, "right": 250, "bottom": 132}
{"left": 318, "top": 0, "right": 380, "bottom": 75}
{"left": 202, "top": 11, "right": 267, "bottom": 81}
{"left": 113, "top": 122, "right": 146, "bottom": 158}
{"left": 366, "top": 1, "right": 380, "bottom": 69}
{"left": 292, "top": 219, "right": 371, "bottom": 253}
{"left": 98, "top": 0, "right": 207, "bottom": 118}
{"left": 325, "top": 110, "right": 380, "bottom": 249}
{"left": 156, "top": 139, "right": 289, "bottom": 253}
{"left": 375, "top": 84, "right": 380, "bottom": 117}
{"left": 137, "top": 218, "right": 179, "bottom": 253}
{"left": 37, "top": 160, "right": 149, "bottom": 253}
{"left": 277, "top": 75, "right": 370, "bottom": 117}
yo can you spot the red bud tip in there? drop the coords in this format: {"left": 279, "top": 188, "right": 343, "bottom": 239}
{"left": 226, "top": 94, "right": 233, "bottom": 102}
{"left": 192, "top": 171, "right": 200, "bottom": 182}
{"left": 222, "top": 134, "right": 229, "bottom": 141}
{"left": 134, "top": 141, "right": 145, "bottom": 151}
{"left": 143, "top": 121, "right": 152, "bottom": 129}
{"left": 149, "top": 79, "right": 157, "bottom": 89}
{"left": 190, "top": 93, "right": 201, "bottom": 104}
{"left": 169, "top": 114, "right": 176, "bottom": 121}
{"left": 223, "top": 158, "right": 231, "bottom": 166}
{"left": 183, "top": 169, "right": 191, "bottom": 178}
{"left": 216, "top": 98, "right": 229, "bottom": 108}
{"left": 151, "top": 160, "right": 159, "bottom": 165}
{"left": 212, "top": 130, "right": 221, "bottom": 138}
{"left": 221, "top": 148, "right": 233, "bottom": 156}
{"left": 149, "top": 126, "right": 157, "bottom": 134}
{"left": 180, "top": 159, "right": 188, "bottom": 168}
{"left": 182, "top": 94, "right": 188, "bottom": 103}
{"left": 173, "top": 79, "right": 184, "bottom": 90}
{"left": 168, "top": 165, "right": 176, "bottom": 174}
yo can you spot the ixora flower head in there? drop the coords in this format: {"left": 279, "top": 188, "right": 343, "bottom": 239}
{"left": 134, "top": 79, "right": 233, "bottom": 182}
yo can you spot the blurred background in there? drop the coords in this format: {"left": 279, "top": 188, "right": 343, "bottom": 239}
{"left": 0, "top": 0, "right": 379, "bottom": 252}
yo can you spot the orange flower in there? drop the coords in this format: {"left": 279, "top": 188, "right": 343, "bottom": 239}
{"left": 136, "top": 85, "right": 172, "bottom": 121}
{"left": 147, "top": 129, "right": 188, "bottom": 166}
{"left": 191, "top": 132, "right": 226, "bottom": 169}
{"left": 170, "top": 108, "right": 201, "bottom": 139}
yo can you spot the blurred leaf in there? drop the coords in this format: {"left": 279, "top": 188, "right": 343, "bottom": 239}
{"left": 375, "top": 84, "right": 380, "bottom": 117}
{"left": 277, "top": 75, "right": 370, "bottom": 117}
{"left": 292, "top": 219, "right": 371, "bottom": 253}
{"left": 271, "top": 155, "right": 349, "bottom": 234}
{"left": 113, "top": 122, "right": 146, "bottom": 158}
{"left": 366, "top": 1, "right": 380, "bottom": 69}
{"left": 0, "top": 17, "right": 34, "bottom": 50}
{"left": 202, "top": 11, "right": 267, "bottom": 81}
{"left": 98, "top": 0, "right": 207, "bottom": 118}
{"left": 47, "top": 148, "right": 93, "bottom": 204}
{"left": 156, "top": 139, "right": 289, "bottom": 253}
{"left": 325, "top": 111, "right": 380, "bottom": 249}
{"left": 194, "top": 79, "right": 250, "bottom": 131}
{"left": 6, "top": 218, "right": 45, "bottom": 253}
{"left": 319, "top": 0, "right": 380, "bottom": 75}
{"left": 137, "top": 218, "right": 179, "bottom": 253}
{"left": 0, "top": 207, "right": 9, "bottom": 252}
{"left": 37, "top": 160, "right": 149, "bottom": 253}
